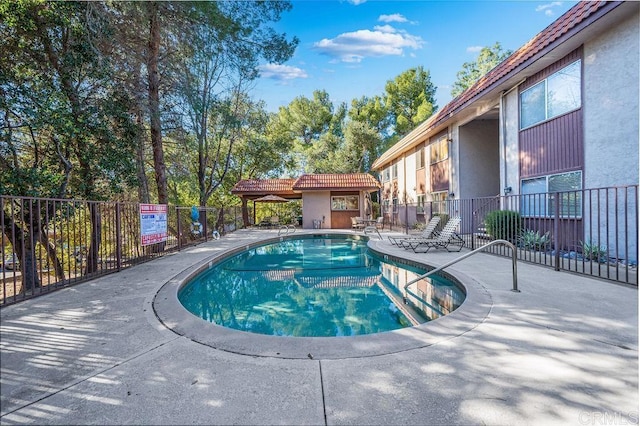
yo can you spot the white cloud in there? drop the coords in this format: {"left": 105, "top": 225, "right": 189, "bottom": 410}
{"left": 314, "top": 28, "right": 423, "bottom": 63}
{"left": 378, "top": 13, "right": 408, "bottom": 23}
{"left": 373, "top": 24, "right": 397, "bottom": 34}
{"left": 535, "top": 2, "right": 563, "bottom": 16}
{"left": 466, "top": 46, "right": 483, "bottom": 53}
{"left": 259, "top": 64, "right": 308, "bottom": 81}
{"left": 347, "top": 0, "right": 367, "bottom": 5}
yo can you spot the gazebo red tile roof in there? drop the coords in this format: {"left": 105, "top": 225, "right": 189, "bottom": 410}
{"left": 231, "top": 178, "right": 297, "bottom": 196}
{"left": 231, "top": 174, "right": 380, "bottom": 197}
{"left": 292, "top": 173, "right": 380, "bottom": 191}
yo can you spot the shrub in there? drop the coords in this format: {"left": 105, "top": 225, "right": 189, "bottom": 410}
{"left": 580, "top": 240, "right": 609, "bottom": 263}
{"left": 484, "top": 210, "right": 522, "bottom": 242}
{"left": 518, "top": 229, "right": 550, "bottom": 250}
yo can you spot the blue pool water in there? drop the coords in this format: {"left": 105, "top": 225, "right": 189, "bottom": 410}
{"left": 179, "top": 235, "right": 465, "bottom": 337}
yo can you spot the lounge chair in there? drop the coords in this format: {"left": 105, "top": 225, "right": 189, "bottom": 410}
{"left": 402, "top": 217, "right": 464, "bottom": 253}
{"left": 389, "top": 216, "right": 441, "bottom": 246}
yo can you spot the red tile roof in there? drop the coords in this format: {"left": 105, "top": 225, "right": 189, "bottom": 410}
{"left": 292, "top": 174, "right": 380, "bottom": 190}
{"left": 231, "top": 174, "right": 381, "bottom": 196}
{"left": 231, "top": 178, "right": 297, "bottom": 195}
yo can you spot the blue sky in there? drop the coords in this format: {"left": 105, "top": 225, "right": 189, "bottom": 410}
{"left": 252, "top": 0, "right": 578, "bottom": 112}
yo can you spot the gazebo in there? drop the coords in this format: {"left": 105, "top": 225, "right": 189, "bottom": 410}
{"left": 231, "top": 174, "right": 381, "bottom": 229}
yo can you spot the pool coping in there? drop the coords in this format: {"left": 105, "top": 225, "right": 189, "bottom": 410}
{"left": 152, "top": 231, "right": 493, "bottom": 360}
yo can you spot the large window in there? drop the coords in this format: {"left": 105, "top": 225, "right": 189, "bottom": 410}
{"left": 521, "top": 171, "right": 582, "bottom": 217}
{"left": 383, "top": 168, "right": 390, "bottom": 182}
{"left": 417, "top": 194, "right": 426, "bottom": 214}
{"left": 391, "top": 163, "right": 398, "bottom": 179}
{"left": 431, "top": 191, "right": 447, "bottom": 215}
{"left": 520, "top": 60, "right": 581, "bottom": 129}
{"left": 331, "top": 195, "right": 359, "bottom": 211}
{"left": 430, "top": 136, "right": 449, "bottom": 164}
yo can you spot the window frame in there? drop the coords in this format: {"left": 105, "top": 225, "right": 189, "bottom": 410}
{"left": 430, "top": 136, "right": 449, "bottom": 165}
{"left": 416, "top": 147, "right": 425, "bottom": 169}
{"left": 331, "top": 195, "right": 360, "bottom": 211}
{"left": 520, "top": 59, "right": 582, "bottom": 130}
{"left": 430, "top": 191, "right": 448, "bottom": 215}
{"left": 520, "top": 170, "right": 583, "bottom": 218}
{"left": 416, "top": 194, "right": 426, "bottom": 215}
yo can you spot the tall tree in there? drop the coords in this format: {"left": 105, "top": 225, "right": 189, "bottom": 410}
{"left": 176, "top": 1, "right": 297, "bottom": 206}
{"left": 269, "top": 90, "right": 340, "bottom": 174}
{"left": 385, "top": 66, "right": 437, "bottom": 136}
{"left": 0, "top": 0, "right": 138, "bottom": 282}
{"left": 451, "top": 42, "right": 512, "bottom": 98}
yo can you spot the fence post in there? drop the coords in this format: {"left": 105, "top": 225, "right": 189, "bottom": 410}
{"left": 553, "top": 193, "right": 560, "bottom": 271}
{"left": 176, "top": 206, "right": 182, "bottom": 251}
{"left": 470, "top": 198, "right": 475, "bottom": 251}
{"left": 115, "top": 203, "right": 122, "bottom": 272}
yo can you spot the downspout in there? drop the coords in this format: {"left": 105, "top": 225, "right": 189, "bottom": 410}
{"left": 500, "top": 79, "right": 526, "bottom": 194}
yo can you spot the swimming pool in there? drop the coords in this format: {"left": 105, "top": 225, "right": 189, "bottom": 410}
{"left": 178, "top": 234, "right": 465, "bottom": 337}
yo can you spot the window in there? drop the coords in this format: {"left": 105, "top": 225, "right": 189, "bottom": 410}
{"left": 431, "top": 191, "right": 447, "bottom": 215}
{"left": 521, "top": 171, "right": 582, "bottom": 217}
{"left": 383, "top": 168, "right": 390, "bottom": 182}
{"left": 382, "top": 199, "right": 391, "bottom": 214}
{"left": 392, "top": 163, "right": 398, "bottom": 179}
{"left": 430, "top": 136, "right": 449, "bottom": 164}
{"left": 416, "top": 147, "right": 425, "bottom": 169}
{"left": 417, "top": 194, "right": 426, "bottom": 214}
{"left": 520, "top": 60, "right": 581, "bottom": 129}
{"left": 392, "top": 197, "right": 398, "bottom": 213}
{"left": 331, "top": 195, "right": 359, "bottom": 211}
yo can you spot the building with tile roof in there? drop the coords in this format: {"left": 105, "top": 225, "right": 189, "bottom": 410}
{"left": 370, "top": 1, "right": 638, "bottom": 261}
{"left": 231, "top": 173, "right": 381, "bottom": 229}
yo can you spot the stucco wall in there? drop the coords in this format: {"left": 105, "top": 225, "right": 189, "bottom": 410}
{"left": 583, "top": 11, "right": 639, "bottom": 189}
{"left": 582, "top": 12, "right": 639, "bottom": 263}
{"left": 301, "top": 191, "right": 331, "bottom": 229}
{"left": 405, "top": 152, "right": 417, "bottom": 204}
{"left": 501, "top": 89, "right": 520, "bottom": 195}
{"left": 458, "top": 120, "right": 500, "bottom": 198}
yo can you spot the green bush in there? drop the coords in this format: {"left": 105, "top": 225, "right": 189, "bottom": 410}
{"left": 580, "top": 240, "right": 609, "bottom": 263}
{"left": 518, "top": 229, "right": 550, "bottom": 250}
{"left": 484, "top": 210, "right": 522, "bottom": 242}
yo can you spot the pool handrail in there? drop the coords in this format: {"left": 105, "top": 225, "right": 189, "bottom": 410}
{"left": 403, "top": 239, "right": 520, "bottom": 295}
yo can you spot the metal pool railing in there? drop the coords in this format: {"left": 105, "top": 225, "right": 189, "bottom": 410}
{"left": 403, "top": 240, "right": 520, "bottom": 305}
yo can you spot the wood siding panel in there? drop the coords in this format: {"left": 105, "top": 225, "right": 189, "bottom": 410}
{"left": 520, "top": 110, "right": 583, "bottom": 178}
{"left": 430, "top": 161, "right": 449, "bottom": 192}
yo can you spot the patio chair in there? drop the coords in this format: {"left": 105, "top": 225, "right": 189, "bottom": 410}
{"left": 389, "top": 216, "right": 441, "bottom": 246}
{"left": 375, "top": 216, "right": 384, "bottom": 230}
{"left": 351, "top": 216, "right": 365, "bottom": 230}
{"left": 402, "top": 217, "right": 464, "bottom": 253}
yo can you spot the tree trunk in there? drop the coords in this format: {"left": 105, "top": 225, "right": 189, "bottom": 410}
{"left": 135, "top": 64, "right": 150, "bottom": 204}
{"left": 146, "top": 1, "right": 168, "bottom": 204}
{"left": 241, "top": 197, "right": 250, "bottom": 228}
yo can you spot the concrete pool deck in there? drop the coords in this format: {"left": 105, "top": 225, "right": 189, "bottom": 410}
{"left": 1, "top": 228, "right": 637, "bottom": 425}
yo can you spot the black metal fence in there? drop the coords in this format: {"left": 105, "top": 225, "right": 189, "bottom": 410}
{"left": 383, "top": 185, "right": 638, "bottom": 286}
{"left": 2, "top": 186, "right": 637, "bottom": 306}
{"left": 0, "top": 196, "right": 248, "bottom": 306}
